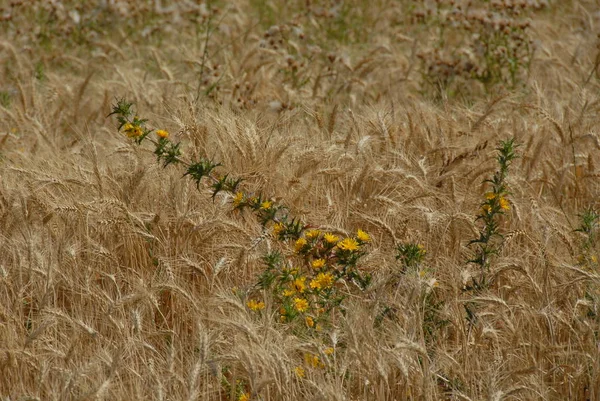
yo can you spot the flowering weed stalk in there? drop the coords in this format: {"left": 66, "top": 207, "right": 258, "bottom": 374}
{"left": 467, "top": 138, "right": 517, "bottom": 290}
{"left": 110, "top": 99, "right": 371, "bottom": 335}
{"left": 257, "top": 228, "right": 372, "bottom": 331}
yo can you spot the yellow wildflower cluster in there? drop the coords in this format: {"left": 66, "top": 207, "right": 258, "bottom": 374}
{"left": 484, "top": 192, "right": 510, "bottom": 212}
{"left": 122, "top": 122, "right": 143, "bottom": 138}
{"left": 252, "top": 223, "right": 371, "bottom": 331}
{"left": 247, "top": 299, "right": 265, "bottom": 311}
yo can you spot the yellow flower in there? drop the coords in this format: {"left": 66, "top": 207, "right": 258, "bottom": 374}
{"left": 156, "top": 129, "right": 169, "bottom": 139}
{"left": 310, "top": 272, "right": 334, "bottom": 290}
{"left": 123, "top": 122, "right": 143, "bottom": 138}
{"left": 247, "top": 299, "right": 265, "bottom": 311}
{"left": 485, "top": 192, "right": 496, "bottom": 200}
{"left": 238, "top": 393, "right": 250, "bottom": 401}
{"left": 499, "top": 197, "right": 510, "bottom": 210}
{"left": 305, "top": 229, "right": 321, "bottom": 240}
{"left": 592, "top": 255, "right": 598, "bottom": 263}
{"left": 324, "top": 233, "right": 339, "bottom": 244}
{"left": 293, "top": 297, "right": 309, "bottom": 312}
{"left": 311, "top": 258, "right": 326, "bottom": 270}
{"left": 294, "top": 366, "right": 305, "bottom": 378}
{"left": 295, "top": 238, "right": 308, "bottom": 253}
{"left": 282, "top": 289, "right": 295, "bottom": 297}
{"left": 233, "top": 192, "right": 244, "bottom": 207}
{"left": 279, "top": 314, "right": 286, "bottom": 323}
{"left": 304, "top": 353, "right": 320, "bottom": 368}
{"left": 356, "top": 229, "right": 370, "bottom": 242}
{"left": 305, "top": 316, "right": 314, "bottom": 327}
{"left": 293, "top": 277, "right": 306, "bottom": 293}
{"left": 272, "top": 222, "right": 285, "bottom": 237}
{"left": 260, "top": 200, "right": 272, "bottom": 210}
{"left": 482, "top": 204, "right": 491, "bottom": 214}
{"left": 324, "top": 347, "right": 334, "bottom": 355}
{"left": 337, "top": 238, "right": 359, "bottom": 251}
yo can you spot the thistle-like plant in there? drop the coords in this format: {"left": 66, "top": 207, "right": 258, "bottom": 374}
{"left": 467, "top": 138, "right": 517, "bottom": 290}
{"left": 110, "top": 100, "right": 372, "bottom": 336}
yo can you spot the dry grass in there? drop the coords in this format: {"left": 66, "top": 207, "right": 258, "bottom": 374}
{"left": 1, "top": 0, "right": 600, "bottom": 400}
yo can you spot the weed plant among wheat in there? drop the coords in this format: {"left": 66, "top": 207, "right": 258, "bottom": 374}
{"left": 1, "top": 0, "right": 600, "bottom": 400}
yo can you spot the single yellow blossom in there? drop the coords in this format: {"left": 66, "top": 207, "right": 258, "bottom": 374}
{"left": 272, "top": 222, "right": 285, "bottom": 237}
{"left": 305, "top": 316, "right": 314, "bottom": 327}
{"left": 324, "top": 233, "right": 339, "bottom": 244}
{"left": 295, "top": 238, "right": 308, "bottom": 253}
{"left": 293, "top": 277, "right": 306, "bottom": 293}
{"left": 247, "top": 299, "right": 265, "bottom": 311}
{"left": 310, "top": 272, "right": 334, "bottom": 290}
{"left": 238, "top": 393, "right": 250, "bottom": 401}
{"left": 311, "top": 258, "right": 326, "bottom": 270}
{"left": 356, "top": 229, "right": 370, "bottom": 242}
{"left": 294, "top": 366, "right": 305, "bottom": 378}
{"left": 282, "top": 289, "right": 295, "bottom": 297}
{"left": 156, "top": 129, "right": 169, "bottom": 139}
{"left": 482, "top": 204, "right": 491, "bottom": 214}
{"left": 499, "top": 197, "right": 510, "bottom": 210}
{"left": 305, "top": 229, "right": 321, "bottom": 240}
{"left": 324, "top": 347, "right": 334, "bottom": 355}
{"left": 485, "top": 192, "right": 496, "bottom": 200}
{"left": 337, "top": 238, "right": 359, "bottom": 251}
{"left": 592, "top": 255, "right": 598, "bottom": 263}
{"left": 260, "top": 200, "right": 272, "bottom": 210}
{"left": 233, "top": 192, "right": 244, "bottom": 207}
{"left": 293, "top": 297, "right": 309, "bottom": 312}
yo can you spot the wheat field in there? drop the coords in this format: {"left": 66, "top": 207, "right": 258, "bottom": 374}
{"left": 1, "top": 1, "right": 600, "bottom": 400}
